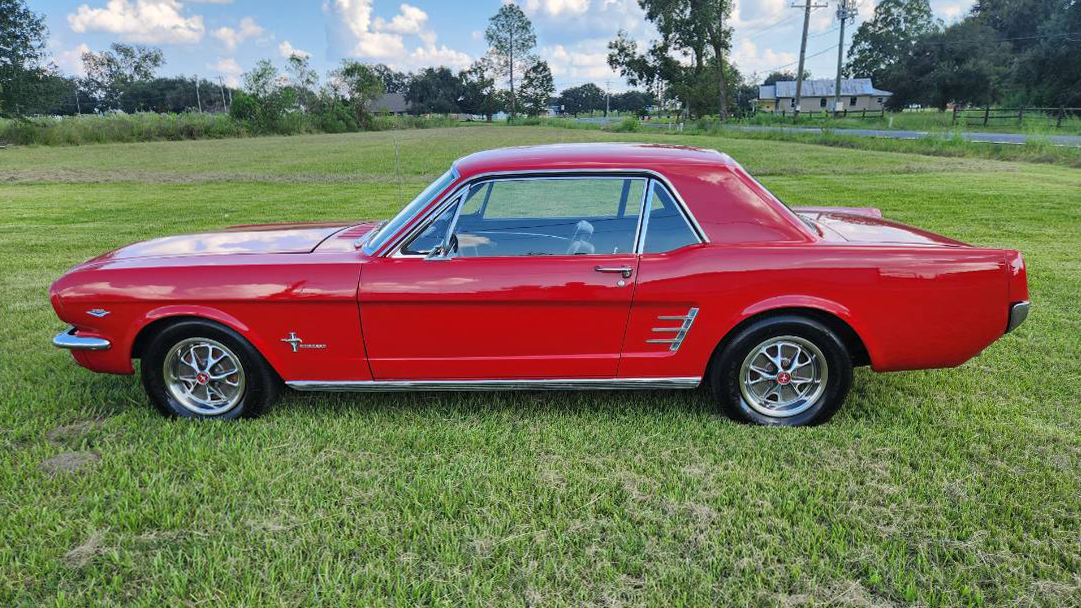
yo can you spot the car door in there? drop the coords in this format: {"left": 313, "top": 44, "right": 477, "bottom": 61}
{"left": 359, "top": 175, "right": 647, "bottom": 380}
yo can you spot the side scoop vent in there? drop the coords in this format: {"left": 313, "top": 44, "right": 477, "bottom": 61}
{"left": 646, "top": 307, "right": 699, "bottom": 352}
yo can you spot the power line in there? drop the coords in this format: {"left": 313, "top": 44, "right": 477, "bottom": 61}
{"left": 760, "top": 44, "right": 839, "bottom": 75}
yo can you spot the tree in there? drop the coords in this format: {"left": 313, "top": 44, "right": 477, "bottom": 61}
{"left": 763, "top": 70, "right": 810, "bottom": 85}
{"left": 558, "top": 84, "right": 606, "bottom": 117}
{"left": 285, "top": 53, "right": 320, "bottom": 111}
{"left": 81, "top": 43, "right": 165, "bottom": 111}
{"left": 845, "top": 0, "right": 940, "bottom": 91}
{"left": 334, "top": 60, "right": 385, "bottom": 127}
{"left": 611, "top": 90, "right": 655, "bottom": 116}
{"left": 0, "top": 0, "right": 49, "bottom": 116}
{"left": 485, "top": 3, "right": 536, "bottom": 118}
{"left": 231, "top": 59, "right": 298, "bottom": 133}
{"left": 631, "top": 0, "right": 734, "bottom": 119}
{"left": 406, "top": 67, "right": 463, "bottom": 115}
{"left": 892, "top": 20, "right": 1008, "bottom": 110}
{"left": 1012, "top": 0, "right": 1081, "bottom": 107}
{"left": 458, "top": 59, "right": 503, "bottom": 121}
{"left": 519, "top": 60, "right": 554, "bottom": 117}
{"left": 371, "top": 64, "right": 409, "bottom": 94}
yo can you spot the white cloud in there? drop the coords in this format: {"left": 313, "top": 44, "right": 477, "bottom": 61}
{"left": 541, "top": 40, "right": 622, "bottom": 89}
{"left": 323, "top": 0, "right": 470, "bottom": 69}
{"left": 67, "top": 0, "right": 205, "bottom": 45}
{"left": 212, "top": 16, "right": 264, "bottom": 51}
{"left": 323, "top": 0, "right": 405, "bottom": 58}
{"left": 732, "top": 38, "right": 796, "bottom": 76}
{"left": 732, "top": 0, "right": 788, "bottom": 29}
{"left": 408, "top": 44, "right": 471, "bottom": 71}
{"left": 207, "top": 56, "right": 242, "bottom": 87}
{"left": 373, "top": 3, "right": 428, "bottom": 35}
{"left": 56, "top": 43, "right": 91, "bottom": 76}
{"left": 278, "top": 40, "right": 311, "bottom": 59}
{"left": 523, "top": 0, "right": 590, "bottom": 17}
{"left": 521, "top": 0, "right": 648, "bottom": 45}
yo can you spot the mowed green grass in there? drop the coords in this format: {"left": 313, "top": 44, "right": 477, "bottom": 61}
{"left": 1, "top": 126, "right": 1079, "bottom": 607}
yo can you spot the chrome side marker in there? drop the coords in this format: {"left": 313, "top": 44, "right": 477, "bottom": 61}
{"left": 646, "top": 307, "right": 699, "bottom": 351}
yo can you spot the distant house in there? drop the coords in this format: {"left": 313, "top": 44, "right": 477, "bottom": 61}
{"left": 368, "top": 93, "right": 410, "bottom": 115}
{"left": 755, "top": 78, "right": 892, "bottom": 113}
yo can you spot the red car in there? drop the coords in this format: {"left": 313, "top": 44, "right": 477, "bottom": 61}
{"left": 50, "top": 143, "right": 1029, "bottom": 425}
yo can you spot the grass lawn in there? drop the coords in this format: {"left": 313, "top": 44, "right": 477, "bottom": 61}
{"left": 1, "top": 126, "right": 1079, "bottom": 607}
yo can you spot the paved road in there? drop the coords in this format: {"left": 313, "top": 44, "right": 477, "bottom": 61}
{"left": 576, "top": 117, "right": 1081, "bottom": 147}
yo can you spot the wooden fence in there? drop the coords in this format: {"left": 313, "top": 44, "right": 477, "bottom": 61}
{"left": 755, "top": 108, "right": 886, "bottom": 120}
{"left": 952, "top": 106, "right": 1081, "bottom": 128}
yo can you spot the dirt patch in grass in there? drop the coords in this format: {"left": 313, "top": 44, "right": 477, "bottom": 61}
{"left": 63, "top": 531, "right": 105, "bottom": 568}
{"left": 40, "top": 451, "right": 100, "bottom": 475}
{"left": 46, "top": 420, "right": 106, "bottom": 444}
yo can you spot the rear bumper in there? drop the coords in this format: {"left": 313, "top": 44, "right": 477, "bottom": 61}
{"left": 53, "top": 326, "right": 112, "bottom": 351}
{"left": 1006, "top": 301, "right": 1030, "bottom": 334}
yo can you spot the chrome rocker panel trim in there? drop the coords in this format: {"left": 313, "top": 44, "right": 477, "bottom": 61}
{"left": 53, "top": 326, "right": 111, "bottom": 351}
{"left": 288, "top": 377, "right": 702, "bottom": 392}
{"left": 1006, "top": 300, "right": 1030, "bottom": 333}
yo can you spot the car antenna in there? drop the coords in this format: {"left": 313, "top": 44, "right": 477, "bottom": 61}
{"left": 392, "top": 124, "right": 403, "bottom": 209}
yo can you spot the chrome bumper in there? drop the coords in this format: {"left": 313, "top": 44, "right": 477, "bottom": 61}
{"left": 1006, "top": 301, "right": 1030, "bottom": 334}
{"left": 53, "top": 326, "right": 111, "bottom": 351}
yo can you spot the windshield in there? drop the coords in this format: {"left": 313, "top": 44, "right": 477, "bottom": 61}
{"left": 362, "top": 168, "right": 459, "bottom": 255}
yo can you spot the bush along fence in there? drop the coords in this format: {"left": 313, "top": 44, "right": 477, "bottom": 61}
{"left": 952, "top": 106, "right": 1081, "bottom": 129}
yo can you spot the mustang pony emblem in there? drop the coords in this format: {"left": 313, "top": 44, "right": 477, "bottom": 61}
{"left": 281, "top": 332, "right": 326, "bottom": 353}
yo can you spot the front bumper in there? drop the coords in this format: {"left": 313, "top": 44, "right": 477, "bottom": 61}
{"left": 1006, "top": 301, "right": 1030, "bottom": 334}
{"left": 53, "top": 326, "right": 111, "bottom": 351}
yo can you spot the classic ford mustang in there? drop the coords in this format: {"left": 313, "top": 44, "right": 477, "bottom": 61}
{"left": 50, "top": 143, "right": 1029, "bottom": 425}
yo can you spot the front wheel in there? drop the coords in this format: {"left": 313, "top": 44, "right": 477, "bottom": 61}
{"left": 141, "top": 320, "right": 280, "bottom": 419}
{"left": 710, "top": 315, "right": 853, "bottom": 426}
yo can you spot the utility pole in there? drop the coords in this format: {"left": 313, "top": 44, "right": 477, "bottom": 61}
{"left": 74, "top": 90, "right": 81, "bottom": 114}
{"left": 217, "top": 76, "right": 228, "bottom": 113}
{"left": 605, "top": 80, "right": 610, "bottom": 117}
{"left": 792, "top": 0, "right": 828, "bottom": 119}
{"left": 833, "top": 0, "right": 857, "bottom": 115}
{"left": 195, "top": 75, "right": 202, "bottom": 112}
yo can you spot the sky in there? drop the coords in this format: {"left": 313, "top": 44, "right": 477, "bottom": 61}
{"left": 36, "top": 0, "right": 976, "bottom": 92}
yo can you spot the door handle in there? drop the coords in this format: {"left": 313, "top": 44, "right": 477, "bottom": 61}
{"left": 595, "top": 266, "right": 633, "bottom": 279}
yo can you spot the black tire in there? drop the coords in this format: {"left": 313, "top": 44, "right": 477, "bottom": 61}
{"left": 140, "top": 319, "right": 280, "bottom": 420}
{"left": 709, "top": 315, "right": 853, "bottom": 426}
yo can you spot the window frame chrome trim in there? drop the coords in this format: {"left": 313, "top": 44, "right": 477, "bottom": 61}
{"left": 287, "top": 377, "right": 702, "bottom": 392}
{"left": 639, "top": 179, "right": 705, "bottom": 255}
{"left": 379, "top": 168, "right": 706, "bottom": 259}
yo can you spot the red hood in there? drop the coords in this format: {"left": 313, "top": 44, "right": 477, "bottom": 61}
{"left": 795, "top": 208, "right": 968, "bottom": 247}
{"left": 82, "top": 221, "right": 360, "bottom": 265}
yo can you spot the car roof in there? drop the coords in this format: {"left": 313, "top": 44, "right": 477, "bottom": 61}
{"left": 452, "top": 142, "right": 736, "bottom": 178}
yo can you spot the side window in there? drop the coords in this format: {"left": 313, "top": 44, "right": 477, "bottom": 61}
{"left": 450, "top": 177, "right": 645, "bottom": 257}
{"left": 400, "top": 196, "right": 459, "bottom": 255}
{"left": 641, "top": 181, "right": 699, "bottom": 254}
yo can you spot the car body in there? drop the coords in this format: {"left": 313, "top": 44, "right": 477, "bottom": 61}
{"left": 50, "top": 143, "right": 1030, "bottom": 424}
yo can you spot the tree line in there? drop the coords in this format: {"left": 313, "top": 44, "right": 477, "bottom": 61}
{"left": 846, "top": 0, "right": 1080, "bottom": 110}
{"left": 0, "top": 1, "right": 653, "bottom": 126}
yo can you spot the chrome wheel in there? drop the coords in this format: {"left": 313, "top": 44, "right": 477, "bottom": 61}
{"left": 163, "top": 337, "right": 246, "bottom": 416}
{"left": 739, "top": 335, "right": 827, "bottom": 418}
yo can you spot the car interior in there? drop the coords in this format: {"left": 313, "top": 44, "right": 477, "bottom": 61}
{"left": 401, "top": 176, "right": 699, "bottom": 257}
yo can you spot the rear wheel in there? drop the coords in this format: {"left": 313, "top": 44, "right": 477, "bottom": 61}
{"left": 710, "top": 315, "right": 852, "bottom": 426}
{"left": 141, "top": 320, "right": 279, "bottom": 419}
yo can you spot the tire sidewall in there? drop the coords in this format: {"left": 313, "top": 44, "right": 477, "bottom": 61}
{"left": 141, "top": 320, "right": 276, "bottom": 420}
{"left": 712, "top": 316, "right": 853, "bottom": 426}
